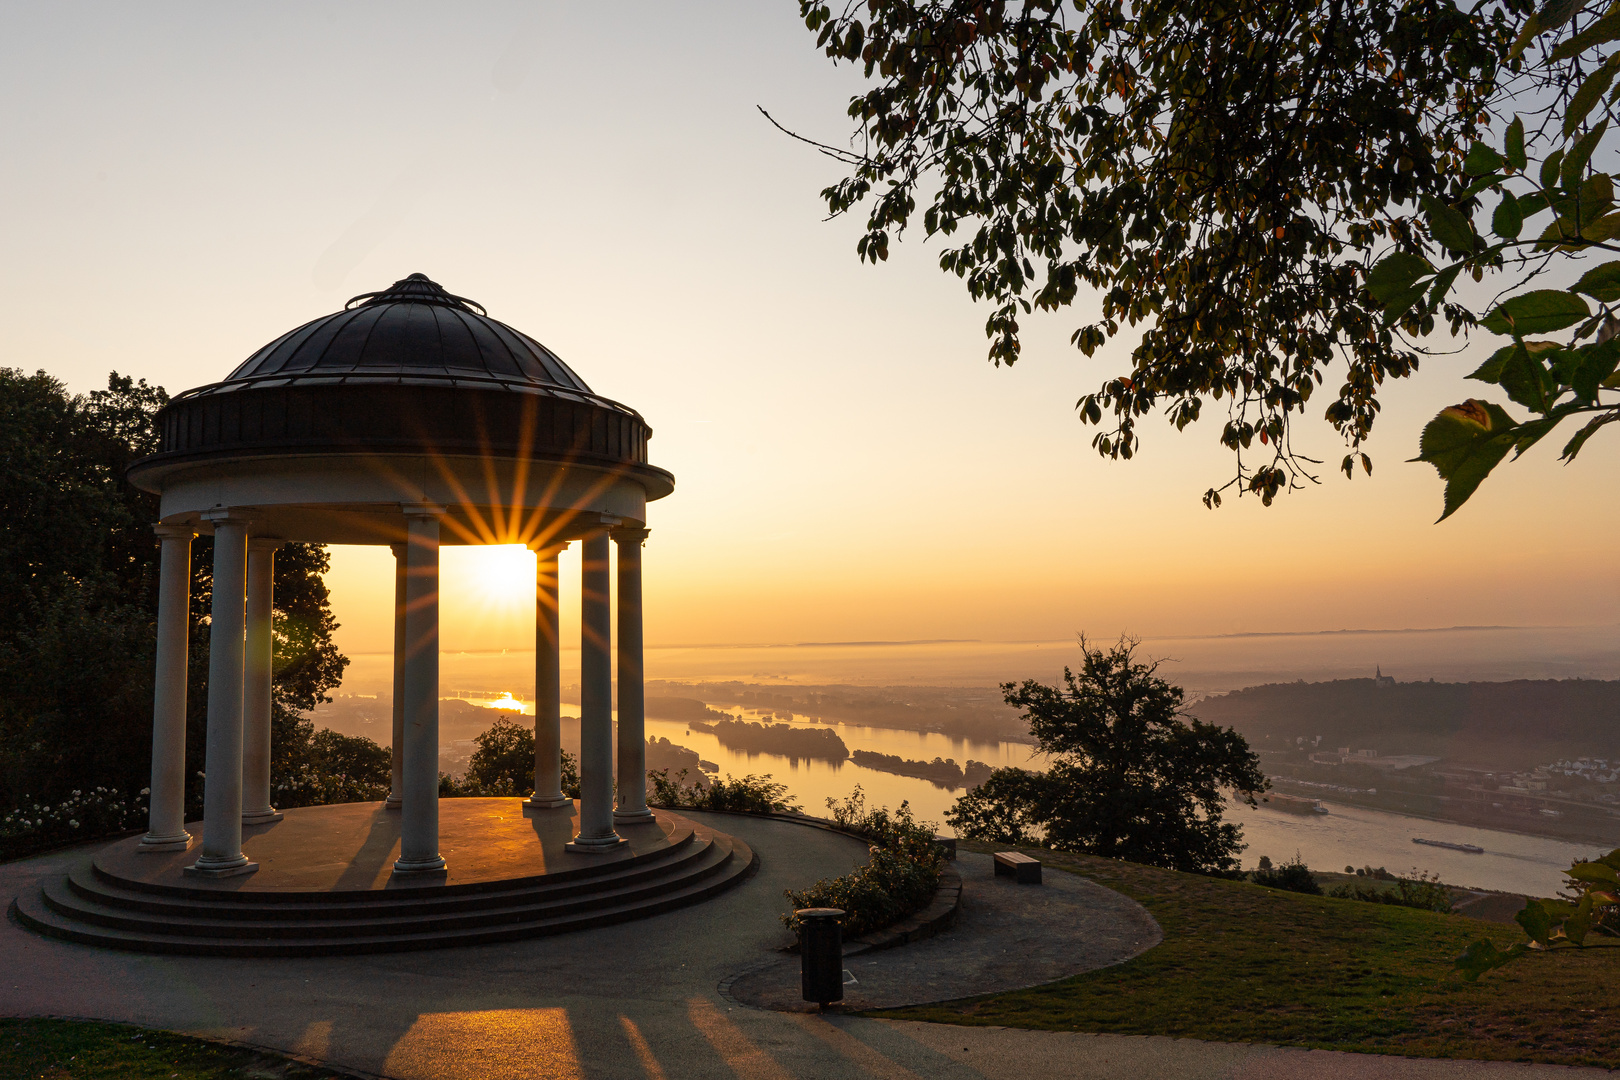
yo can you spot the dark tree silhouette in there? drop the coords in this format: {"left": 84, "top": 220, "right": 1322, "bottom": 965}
{"left": 948, "top": 637, "right": 1266, "bottom": 872}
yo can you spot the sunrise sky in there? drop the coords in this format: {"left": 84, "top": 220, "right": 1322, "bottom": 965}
{"left": 4, "top": 2, "right": 1616, "bottom": 678}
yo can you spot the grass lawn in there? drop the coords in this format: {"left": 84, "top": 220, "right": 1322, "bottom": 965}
{"left": 880, "top": 842, "right": 1620, "bottom": 1069}
{"left": 0, "top": 1018, "right": 355, "bottom": 1079}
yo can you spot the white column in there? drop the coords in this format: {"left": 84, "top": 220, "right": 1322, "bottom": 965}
{"left": 188, "top": 512, "right": 256, "bottom": 877}
{"left": 568, "top": 526, "right": 624, "bottom": 850}
{"left": 386, "top": 542, "right": 407, "bottom": 809}
{"left": 613, "top": 526, "right": 653, "bottom": 824}
{"left": 241, "top": 539, "right": 283, "bottom": 825}
{"left": 394, "top": 506, "right": 446, "bottom": 875}
{"left": 140, "top": 524, "right": 195, "bottom": 852}
{"left": 526, "top": 542, "right": 570, "bottom": 810}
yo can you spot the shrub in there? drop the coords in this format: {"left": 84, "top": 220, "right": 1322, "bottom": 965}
{"left": 1250, "top": 852, "right": 1321, "bottom": 895}
{"left": 1330, "top": 868, "right": 1454, "bottom": 913}
{"left": 274, "top": 729, "right": 391, "bottom": 809}
{"left": 781, "top": 787, "right": 945, "bottom": 938}
{"left": 647, "top": 769, "right": 796, "bottom": 813}
{"left": 440, "top": 717, "right": 580, "bottom": 799}
{"left": 0, "top": 786, "right": 148, "bottom": 861}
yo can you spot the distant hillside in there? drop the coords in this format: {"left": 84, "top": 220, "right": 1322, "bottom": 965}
{"left": 1192, "top": 678, "right": 1620, "bottom": 769}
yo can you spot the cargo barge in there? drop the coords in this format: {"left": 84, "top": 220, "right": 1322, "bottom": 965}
{"left": 1264, "top": 792, "right": 1330, "bottom": 815}
{"left": 1413, "top": 837, "right": 1485, "bottom": 853}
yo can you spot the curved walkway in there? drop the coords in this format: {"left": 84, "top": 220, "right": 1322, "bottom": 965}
{"left": 725, "top": 851, "right": 1161, "bottom": 1011}
{"left": 0, "top": 812, "right": 1606, "bottom": 1079}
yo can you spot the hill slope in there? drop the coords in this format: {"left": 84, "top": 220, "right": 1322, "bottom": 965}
{"left": 1192, "top": 678, "right": 1620, "bottom": 769}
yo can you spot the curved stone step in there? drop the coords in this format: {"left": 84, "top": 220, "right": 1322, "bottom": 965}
{"left": 42, "top": 834, "right": 735, "bottom": 940}
{"left": 90, "top": 813, "right": 699, "bottom": 903}
{"left": 13, "top": 835, "right": 755, "bottom": 957}
{"left": 68, "top": 827, "right": 711, "bottom": 922}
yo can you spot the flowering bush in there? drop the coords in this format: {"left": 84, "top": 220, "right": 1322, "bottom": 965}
{"left": 782, "top": 786, "right": 945, "bottom": 938}
{"left": 0, "top": 786, "right": 148, "bottom": 861}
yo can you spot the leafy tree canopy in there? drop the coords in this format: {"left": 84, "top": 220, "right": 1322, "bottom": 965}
{"left": 947, "top": 637, "right": 1266, "bottom": 872}
{"left": 0, "top": 369, "right": 349, "bottom": 812}
{"left": 1362, "top": 0, "right": 1620, "bottom": 516}
{"left": 793, "top": 0, "right": 1523, "bottom": 503}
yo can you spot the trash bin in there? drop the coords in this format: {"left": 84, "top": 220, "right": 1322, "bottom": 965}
{"left": 797, "top": 907, "right": 845, "bottom": 1006}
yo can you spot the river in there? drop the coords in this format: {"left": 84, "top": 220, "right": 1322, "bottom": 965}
{"left": 641, "top": 712, "right": 1603, "bottom": 898}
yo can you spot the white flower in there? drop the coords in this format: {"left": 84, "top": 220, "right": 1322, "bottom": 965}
{"left": 140, "top": 788, "right": 150, "bottom": 796}
{"left": 69, "top": 820, "right": 79, "bottom": 828}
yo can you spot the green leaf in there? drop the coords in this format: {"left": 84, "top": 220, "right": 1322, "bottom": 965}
{"left": 1421, "top": 195, "right": 1475, "bottom": 254}
{"left": 1493, "top": 192, "right": 1525, "bottom": 238}
{"left": 1427, "top": 263, "right": 1463, "bottom": 310}
{"left": 1574, "top": 260, "right": 1620, "bottom": 301}
{"left": 1512, "top": 12, "right": 1544, "bottom": 58}
{"left": 1540, "top": 0, "right": 1584, "bottom": 31}
{"left": 1568, "top": 860, "right": 1620, "bottom": 885}
{"left": 1480, "top": 290, "right": 1591, "bottom": 335}
{"left": 1562, "top": 120, "right": 1610, "bottom": 184}
{"left": 1468, "top": 344, "right": 1520, "bottom": 383}
{"left": 1516, "top": 898, "right": 1556, "bottom": 945}
{"left": 1567, "top": 61, "right": 1620, "bottom": 134}
{"left": 1551, "top": 4, "right": 1620, "bottom": 59}
{"left": 1464, "top": 141, "right": 1506, "bottom": 176}
{"left": 1562, "top": 412, "right": 1615, "bottom": 458}
{"left": 1542, "top": 148, "right": 1567, "bottom": 189}
{"left": 1506, "top": 116, "right": 1527, "bottom": 171}
{"left": 1536, "top": 208, "right": 1620, "bottom": 249}
{"left": 1498, "top": 344, "right": 1559, "bottom": 410}
{"left": 1414, "top": 399, "right": 1521, "bottom": 520}
{"left": 1468, "top": 339, "right": 1561, "bottom": 383}
{"left": 1454, "top": 938, "right": 1528, "bottom": 981}
{"left": 1365, "top": 252, "right": 1432, "bottom": 305}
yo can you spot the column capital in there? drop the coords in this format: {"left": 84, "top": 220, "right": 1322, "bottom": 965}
{"left": 400, "top": 502, "right": 447, "bottom": 519}
{"left": 152, "top": 523, "right": 197, "bottom": 540}
{"left": 201, "top": 508, "right": 254, "bottom": 526}
{"left": 610, "top": 525, "right": 649, "bottom": 546}
{"left": 390, "top": 542, "right": 408, "bottom": 560}
{"left": 247, "top": 537, "right": 286, "bottom": 554}
{"left": 527, "top": 538, "right": 571, "bottom": 555}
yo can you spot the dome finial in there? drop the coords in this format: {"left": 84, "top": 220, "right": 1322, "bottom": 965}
{"left": 345, "top": 273, "right": 486, "bottom": 315}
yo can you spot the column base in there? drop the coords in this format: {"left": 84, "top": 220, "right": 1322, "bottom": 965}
{"left": 565, "top": 833, "right": 629, "bottom": 853}
{"left": 524, "top": 793, "right": 572, "bottom": 812}
{"left": 613, "top": 808, "right": 656, "bottom": 825}
{"left": 384, "top": 792, "right": 403, "bottom": 809}
{"left": 137, "top": 831, "right": 191, "bottom": 853}
{"left": 184, "top": 857, "right": 258, "bottom": 879}
{"left": 392, "top": 855, "right": 447, "bottom": 876}
{"left": 241, "top": 808, "right": 283, "bottom": 825}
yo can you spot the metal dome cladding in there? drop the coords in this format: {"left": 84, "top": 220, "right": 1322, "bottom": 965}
{"left": 134, "top": 274, "right": 668, "bottom": 488}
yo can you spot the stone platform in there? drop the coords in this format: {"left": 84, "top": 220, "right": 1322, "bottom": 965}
{"left": 11, "top": 798, "right": 754, "bottom": 956}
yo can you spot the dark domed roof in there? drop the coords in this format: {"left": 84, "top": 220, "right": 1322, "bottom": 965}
{"left": 134, "top": 274, "right": 671, "bottom": 492}
{"left": 211, "top": 273, "right": 594, "bottom": 395}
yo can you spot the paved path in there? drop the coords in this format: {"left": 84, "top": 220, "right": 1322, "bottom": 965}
{"left": 1, "top": 812, "right": 1606, "bottom": 1078}
{"left": 726, "top": 851, "right": 1161, "bottom": 1010}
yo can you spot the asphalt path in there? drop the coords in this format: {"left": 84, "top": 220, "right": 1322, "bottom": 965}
{"left": 0, "top": 811, "right": 1605, "bottom": 1079}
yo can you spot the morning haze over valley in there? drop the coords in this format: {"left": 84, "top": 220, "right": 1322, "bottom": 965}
{"left": 3, "top": 2, "right": 1618, "bottom": 1076}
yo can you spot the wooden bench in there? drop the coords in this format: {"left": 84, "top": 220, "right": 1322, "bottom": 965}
{"left": 994, "top": 851, "right": 1041, "bottom": 884}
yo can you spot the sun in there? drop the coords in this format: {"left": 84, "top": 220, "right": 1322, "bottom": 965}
{"left": 452, "top": 543, "right": 536, "bottom": 612}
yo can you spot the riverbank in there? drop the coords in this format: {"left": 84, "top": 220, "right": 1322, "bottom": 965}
{"left": 1268, "top": 776, "right": 1620, "bottom": 847}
